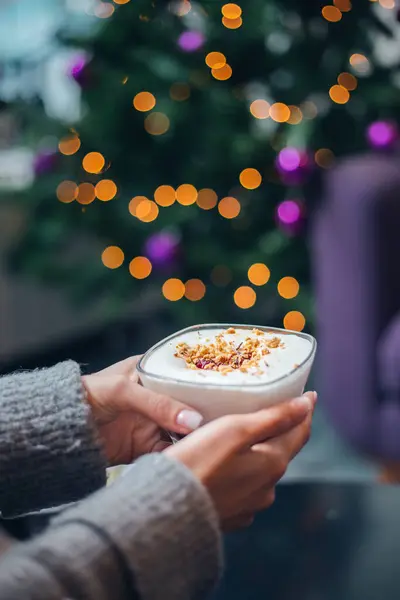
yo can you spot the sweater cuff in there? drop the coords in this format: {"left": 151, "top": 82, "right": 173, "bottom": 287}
{"left": 0, "top": 361, "right": 106, "bottom": 517}
{"left": 53, "top": 453, "right": 223, "bottom": 600}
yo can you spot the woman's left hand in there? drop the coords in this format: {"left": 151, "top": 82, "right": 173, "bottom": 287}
{"left": 82, "top": 357, "right": 203, "bottom": 465}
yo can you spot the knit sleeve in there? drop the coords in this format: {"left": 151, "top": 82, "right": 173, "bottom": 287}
{"left": 0, "top": 361, "right": 106, "bottom": 517}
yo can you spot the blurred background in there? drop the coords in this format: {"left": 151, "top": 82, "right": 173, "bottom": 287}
{"left": 1, "top": 0, "right": 400, "bottom": 481}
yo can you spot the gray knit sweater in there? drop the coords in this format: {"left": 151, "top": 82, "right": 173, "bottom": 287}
{"left": 0, "top": 361, "right": 222, "bottom": 599}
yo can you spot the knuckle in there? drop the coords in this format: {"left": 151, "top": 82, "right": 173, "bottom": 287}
{"left": 113, "top": 375, "right": 129, "bottom": 397}
{"left": 150, "top": 394, "right": 171, "bottom": 422}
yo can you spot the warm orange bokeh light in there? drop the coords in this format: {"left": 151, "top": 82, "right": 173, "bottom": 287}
{"left": 57, "top": 181, "right": 78, "bottom": 203}
{"left": 205, "top": 52, "right": 227, "bottom": 69}
{"left": 269, "top": 103, "right": 291, "bottom": 123}
{"left": 334, "top": 0, "right": 352, "bottom": 11}
{"left": 337, "top": 72, "right": 357, "bottom": 90}
{"left": 77, "top": 183, "right": 96, "bottom": 205}
{"left": 197, "top": 188, "right": 218, "bottom": 210}
{"left": 248, "top": 263, "right": 271, "bottom": 286}
{"left": 144, "top": 112, "right": 170, "bottom": 135}
{"left": 218, "top": 196, "right": 241, "bottom": 219}
{"left": 170, "top": 83, "right": 190, "bottom": 101}
{"left": 239, "top": 168, "right": 262, "bottom": 190}
{"left": 129, "top": 196, "right": 148, "bottom": 217}
{"left": 176, "top": 184, "right": 198, "bottom": 205}
{"left": 322, "top": 6, "right": 342, "bottom": 22}
{"left": 185, "top": 279, "right": 206, "bottom": 301}
{"left": 250, "top": 99, "right": 270, "bottom": 119}
{"left": 59, "top": 135, "right": 81, "bottom": 156}
{"left": 329, "top": 84, "right": 350, "bottom": 104}
{"left": 137, "top": 200, "right": 159, "bottom": 222}
{"left": 129, "top": 256, "right": 152, "bottom": 279}
{"left": 288, "top": 106, "right": 303, "bottom": 125}
{"left": 102, "top": 246, "right": 124, "bottom": 269}
{"left": 133, "top": 91, "right": 156, "bottom": 112}
{"left": 278, "top": 276, "right": 300, "bottom": 299}
{"left": 154, "top": 185, "right": 176, "bottom": 207}
{"left": 114, "top": 0, "right": 131, "bottom": 4}
{"left": 315, "top": 148, "right": 335, "bottom": 169}
{"left": 234, "top": 286, "right": 256, "bottom": 309}
{"left": 211, "top": 64, "right": 232, "bottom": 80}
{"left": 222, "top": 3, "right": 242, "bottom": 18}
{"left": 162, "top": 278, "right": 185, "bottom": 301}
{"left": 283, "top": 311, "right": 306, "bottom": 332}
{"left": 95, "top": 179, "right": 117, "bottom": 201}
{"left": 82, "top": 152, "right": 105, "bottom": 174}
{"left": 222, "top": 16, "right": 242, "bottom": 29}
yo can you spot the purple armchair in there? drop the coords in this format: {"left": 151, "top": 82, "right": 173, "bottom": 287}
{"left": 312, "top": 154, "right": 400, "bottom": 461}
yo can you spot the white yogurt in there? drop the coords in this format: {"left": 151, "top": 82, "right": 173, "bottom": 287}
{"left": 138, "top": 325, "right": 316, "bottom": 423}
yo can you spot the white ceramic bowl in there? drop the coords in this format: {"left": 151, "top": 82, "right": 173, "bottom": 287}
{"left": 137, "top": 324, "right": 316, "bottom": 423}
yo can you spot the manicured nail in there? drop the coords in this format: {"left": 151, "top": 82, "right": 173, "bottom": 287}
{"left": 310, "top": 391, "right": 318, "bottom": 404}
{"left": 176, "top": 410, "right": 203, "bottom": 431}
{"left": 292, "top": 394, "right": 313, "bottom": 412}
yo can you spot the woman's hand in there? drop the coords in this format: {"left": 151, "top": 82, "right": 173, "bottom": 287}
{"left": 82, "top": 357, "right": 203, "bottom": 465}
{"left": 166, "top": 392, "right": 316, "bottom": 531}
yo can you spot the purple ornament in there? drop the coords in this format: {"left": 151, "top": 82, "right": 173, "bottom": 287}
{"left": 367, "top": 121, "right": 398, "bottom": 149}
{"left": 70, "top": 56, "right": 87, "bottom": 86}
{"left": 276, "top": 199, "right": 303, "bottom": 235}
{"left": 34, "top": 150, "right": 58, "bottom": 176}
{"left": 178, "top": 31, "right": 205, "bottom": 52}
{"left": 144, "top": 231, "right": 179, "bottom": 266}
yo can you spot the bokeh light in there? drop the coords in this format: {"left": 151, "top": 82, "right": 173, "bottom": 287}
{"left": 178, "top": 31, "right": 205, "bottom": 52}
{"left": 222, "top": 3, "right": 242, "bottom": 18}
{"left": 269, "top": 103, "right": 291, "bottom": 123}
{"left": 58, "top": 135, "right": 81, "bottom": 156}
{"left": 170, "top": 0, "right": 191, "bottom": 16}
{"left": 102, "top": 246, "right": 124, "bottom": 269}
{"left": 277, "top": 200, "right": 302, "bottom": 225}
{"left": 277, "top": 148, "right": 301, "bottom": 172}
{"left": 185, "top": 279, "right": 206, "bottom": 301}
{"left": 315, "top": 148, "right": 335, "bottom": 168}
{"left": 129, "top": 196, "right": 148, "bottom": 217}
{"left": 144, "top": 113, "right": 170, "bottom": 135}
{"left": 176, "top": 184, "right": 198, "bottom": 205}
{"left": 129, "top": 256, "right": 152, "bottom": 279}
{"left": 77, "top": 183, "right": 96, "bottom": 205}
{"left": 222, "top": 16, "right": 242, "bottom": 29}
{"left": 239, "top": 168, "right": 262, "bottom": 189}
{"left": 322, "top": 6, "right": 342, "bottom": 22}
{"left": 248, "top": 263, "right": 270, "bottom": 286}
{"left": 329, "top": 84, "right": 350, "bottom": 104}
{"left": 379, "top": 0, "right": 395, "bottom": 8}
{"left": 95, "top": 179, "right": 117, "bottom": 201}
{"left": 284, "top": 311, "right": 306, "bottom": 332}
{"left": 234, "top": 286, "right": 256, "bottom": 309}
{"left": 349, "top": 53, "right": 370, "bottom": 75}
{"left": 218, "top": 196, "right": 241, "bottom": 219}
{"left": 337, "top": 72, "right": 357, "bottom": 90}
{"left": 211, "top": 64, "right": 232, "bottom": 80}
{"left": 287, "top": 106, "right": 303, "bottom": 125}
{"left": 154, "top": 185, "right": 176, "bottom": 206}
{"left": 367, "top": 121, "right": 398, "bottom": 148}
{"left": 301, "top": 101, "right": 318, "bottom": 119}
{"left": 137, "top": 199, "right": 159, "bottom": 222}
{"left": 334, "top": 0, "right": 352, "bottom": 10}
{"left": 57, "top": 181, "right": 78, "bottom": 203}
{"left": 162, "top": 278, "right": 185, "bottom": 301}
{"left": 170, "top": 83, "right": 191, "bottom": 101}
{"left": 206, "top": 52, "right": 227, "bottom": 69}
{"left": 250, "top": 99, "right": 270, "bottom": 119}
{"left": 94, "top": 2, "right": 115, "bottom": 18}
{"left": 278, "top": 276, "right": 300, "bottom": 299}
{"left": 197, "top": 188, "right": 218, "bottom": 210}
{"left": 133, "top": 92, "right": 156, "bottom": 112}
{"left": 82, "top": 152, "right": 105, "bottom": 174}
{"left": 114, "top": 0, "right": 131, "bottom": 4}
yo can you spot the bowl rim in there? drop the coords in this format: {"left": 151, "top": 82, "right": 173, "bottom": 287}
{"left": 137, "top": 323, "right": 316, "bottom": 390}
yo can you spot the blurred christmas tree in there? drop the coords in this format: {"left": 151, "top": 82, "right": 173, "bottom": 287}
{"left": 8, "top": 0, "right": 400, "bottom": 331}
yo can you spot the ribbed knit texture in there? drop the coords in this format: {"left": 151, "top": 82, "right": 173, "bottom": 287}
{"left": 0, "top": 361, "right": 106, "bottom": 516}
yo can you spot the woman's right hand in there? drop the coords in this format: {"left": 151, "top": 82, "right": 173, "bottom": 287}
{"left": 166, "top": 392, "right": 316, "bottom": 531}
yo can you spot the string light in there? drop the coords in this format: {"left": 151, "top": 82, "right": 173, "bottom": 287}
{"left": 136, "top": 199, "right": 159, "bottom": 222}
{"left": 133, "top": 92, "right": 156, "bottom": 112}
{"left": 222, "top": 16, "right": 242, "bottom": 29}
{"left": 301, "top": 101, "right": 318, "bottom": 119}
{"left": 322, "top": 6, "right": 342, "bottom": 22}
{"left": 349, "top": 54, "right": 370, "bottom": 75}
{"left": 144, "top": 112, "right": 170, "bottom": 135}
{"left": 379, "top": 0, "right": 395, "bottom": 8}
{"left": 58, "top": 135, "right": 81, "bottom": 156}
{"left": 57, "top": 181, "right": 78, "bottom": 203}
{"left": 169, "top": 1, "right": 191, "bottom": 16}
{"left": 77, "top": 183, "right": 96, "bottom": 205}
{"left": 170, "top": 83, "right": 190, "bottom": 101}
{"left": 197, "top": 188, "right": 218, "bottom": 210}
{"left": 102, "top": 246, "right": 124, "bottom": 269}
{"left": 269, "top": 103, "right": 291, "bottom": 123}
{"left": 129, "top": 256, "right": 152, "bottom": 279}
{"left": 329, "top": 84, "right": 350, "bottom": 104}
{"left": 113, "top": 0, "right": 131, "bottom": 4}
{"left": 334, "top": 0, "right": 352, "bottom": 10}
{"left": 283, "top": 311, "right": 306, "bottom": 332}
{"left": 154, "top": 185, "right": 176, "bottom": 207}
{"left": 287, "top": 106, "right": 303, "bottom": 125}
{"left": 176, "top": 184, "right": 198, "bottom": 205}
{"left": 239, "top": 168, "right": 262, "bottom": 189}
{"left": 94, "top": 2, "right": 115, "bottom": 18}
{"left": 95, "top": 180, "right": 117, "bottom": 201}
{"left": 221, "top": 3, "right": 242, "bottom": 18}
{"left": 82, "top": 152, "right": 105, "bottom": 174}
{"left": 337, "top": 72, "right": 357, "bottom": 90}
{"left": 218, "top": 196, "right": 241, "bottom": 219}
{"left": 248, "top": 263, "right": 270, "bottom": 286}
{"left": 205, "top": 52, "right": 226, "bottom": 69}
{"left": 234, "top": 286, "right": 256, "bottom": 309}
{"left": 211, "top": 64, "right": 232, "bottom": 80}
{"left": 250, "top": 100, "right": 270, "bottom": 119}
{"left": 315, "top": 148, "right": 335, "bottom": 169}
{"left": 277, "top": 277, "right": 300, "bottom": 299}
{"left": 162, "top": 278, "right": 185, "bottom": 301}
{"left": 185, "top": 279, "right": 206, "bottom": 301}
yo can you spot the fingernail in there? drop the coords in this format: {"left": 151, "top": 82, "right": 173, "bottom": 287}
{"left": 176, "top": 410, "right": 203, "bottom": 431}
{"left": 292, "top": 394, "right": 313, "bottom": 412}
{"left": 310, "top": 391, "right": 318, "bottom": 404}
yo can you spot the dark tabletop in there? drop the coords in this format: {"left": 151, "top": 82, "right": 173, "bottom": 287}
{"left": 2, "top": 483, "right": 400, "bottom": 600}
